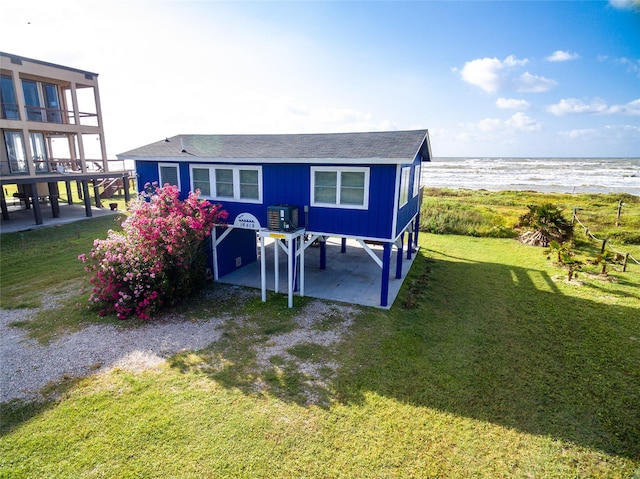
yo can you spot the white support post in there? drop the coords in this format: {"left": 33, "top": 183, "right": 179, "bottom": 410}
{"left": 287, "top": 237, "right": 294, "bottom": 308}
{"left": 212, "top": 227, "right": 219, "bottom": 280}
{"left": 274, "top": 238, "right": 279, "bottom": 294}
{"left": 299, "top": 235, "right": 305, "bottom": 297}
{"left": 258, "top": 229, "right": 305, "bottom": 308}
{"left": 260, "top": 234, "right": 266, "bottom": 302}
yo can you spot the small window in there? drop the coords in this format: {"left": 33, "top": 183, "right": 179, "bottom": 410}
{"left": 159, "top": 163, "right": 180, "bottom": 190}
{"left": 314, "top": 171, "right": 337, "bottom": 204}
{"left": 399, "top": 167, "right": 410, "bottom": 207}
{"left": 215, "top": 168, "right": 234, "bottom": 198}
{"left": 239, "top": 169, "right": 259, "bottom": 200}
{"left": 192, "top": 167, "right": 210, "bottom": 196}
{"left": 311, "top": 167, "right": 369, "bottom": 209}
{"left": 413, "top": 164, "right": 421, "bottom": 198}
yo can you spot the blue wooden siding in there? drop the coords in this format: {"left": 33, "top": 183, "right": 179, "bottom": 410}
{"left": 215, "top": 227, "right": 257, "bottom": 277}
{"left": 135, "top": 160, "right": 402, "bottom": 240}
{"left": 395, "top": 155, "right": 422, "bottom": 237}
{"left": 134, "top": 160, "right": 161, "bottom": 191}
{"left": 307, "top": 164, "right": 396, "bottom": 239}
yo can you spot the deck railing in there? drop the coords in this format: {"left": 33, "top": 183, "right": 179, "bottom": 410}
{"left": 0, "top": 158, "right": 111, "bottom": 176}
{"left": 0, "top": 103, "right": 99, "bottom": 126}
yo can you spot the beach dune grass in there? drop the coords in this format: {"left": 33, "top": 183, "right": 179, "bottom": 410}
{"left": 1, "top": 191, "right": 639, "bottom": 477}
{"left": 420, "top": 188, "right": 640, "bottom": 247}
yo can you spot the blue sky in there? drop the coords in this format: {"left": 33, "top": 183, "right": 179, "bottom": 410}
{"left": 2, "top": 0, "right": 639, "bottom": 157}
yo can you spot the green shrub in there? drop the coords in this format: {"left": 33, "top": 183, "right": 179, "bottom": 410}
{"left": 419, "top": 201, "right": 512, "bottom": 237}
{"left": 608, "top": 231, "right": 640, "bottom": 245}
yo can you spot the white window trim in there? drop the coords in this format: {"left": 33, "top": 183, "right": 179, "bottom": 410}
{"left": 310, "top": 166, "right": 369, "bottom": 210}
{"left": 399, "top": 167, "right": 411, "bottom": 207}
{"left": 159, "top": 162, "right": 181, "bottom": 190}
{"left": 413, "top": 164, "right": 421, "bottom": 198}
{"left": 190, "top": 164, "right": 262, "bottom": 204}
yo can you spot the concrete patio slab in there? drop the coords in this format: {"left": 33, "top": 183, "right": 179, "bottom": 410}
{"left": 217, "top": 236, "right": 417, "bottom": 309}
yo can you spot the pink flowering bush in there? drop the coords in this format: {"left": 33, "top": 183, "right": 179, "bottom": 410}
{"left": 79, "top": 184, "right": 227, "bottom": 320}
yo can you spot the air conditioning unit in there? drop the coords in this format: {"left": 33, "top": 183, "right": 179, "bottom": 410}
{"left": 267, "top": 204, "right": 299, "bottom": 232}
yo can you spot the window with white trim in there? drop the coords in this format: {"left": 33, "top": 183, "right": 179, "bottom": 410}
{"left": 159, "top": 163, "right": 181, "bottom": 190}
{"left": 399, "top": 167, "right": 411, "bottom": 207}
{"left": 189, "top": 164, "right": 262, "bottom": 203}
{"left": 413, "top": 164, "right": 421, "bottom": 198}
{"left": 311, "top": 166, "right": 369, "bottom": 209}
{"left": 4, "top": 130, "right": 27, "bottom": 173}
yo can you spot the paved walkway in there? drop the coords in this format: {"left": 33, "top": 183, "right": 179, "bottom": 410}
{"left": 0, "top": 203, "right": 121, "bottom": 234}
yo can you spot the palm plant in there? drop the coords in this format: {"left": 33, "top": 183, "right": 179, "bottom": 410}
{"left": 545, "top": 240, "right": 581, "bottom": 281}
{"left": 592, "top": 251, "right": 615, "bottom": 276}
{"left": 518, "top": 203, "right": 574, "bottom": 247}
{"left": 545, "top": 240, "right": 573, "bottom": 264}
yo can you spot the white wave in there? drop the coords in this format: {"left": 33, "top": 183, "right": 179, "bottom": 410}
{"left": 422, "top": 157, "right": 640, "bottom": 195}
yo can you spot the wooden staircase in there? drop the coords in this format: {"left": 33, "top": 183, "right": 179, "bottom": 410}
{"left": 98, "top": 178, "right": 122, "bottom": 198}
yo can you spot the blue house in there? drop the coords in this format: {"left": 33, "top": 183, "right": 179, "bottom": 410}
{"left": 117, "top": 130, "right": 432, "bottom": 307}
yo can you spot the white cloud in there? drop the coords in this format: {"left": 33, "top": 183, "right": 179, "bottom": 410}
{"left": 608, "top": 0, "right": 640, "bottom": 11}
{"left": 459, "top": 56, "right": 556, "bottom": 94}
{"left": 608, "top": 98, "right": 640, "bottom": 115}
{"left": 547, "top": 98, "right": 640, "bottom": 116}
{"left": 546, "top": 50, "right": 579, "bottom": 62}
{"left": 613, "top": 57, "right": 640, "bottom": 77}
{"left": 476, "top": 112, "right": 541, "bottom": 132}
{"left": 506, "top": 112, "right": 542, "bottom": 131}
{"left": 559, "top": 124, "right": 640, "bottom": 142}
{"left": 459, "top": 55, "right": 528, "bottom": 93}
{"left": 515, "top": 72, "right": 558, "bottom": 92}
{"left": 547, "top": 98, "right": 607, "bottom": 115}
{"left": 477, "top": 117, "right": 504, "bottom": 132}
{"left": 558, "top": 128, "right": 598, "bottom": 139}
{"left": 496, "top": 98, "right": 530, "bottom": 110}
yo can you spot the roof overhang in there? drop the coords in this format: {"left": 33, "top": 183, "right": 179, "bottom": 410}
{"left": 123, "top": 156, "right": 422, "bottom": 165}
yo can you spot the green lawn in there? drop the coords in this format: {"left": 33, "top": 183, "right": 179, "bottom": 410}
{"left": 1, "top": 197, "right": 639, "bottom": 477}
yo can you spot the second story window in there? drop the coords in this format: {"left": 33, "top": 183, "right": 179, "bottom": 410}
{"left": 19, "top": 79, "right": 63, "bottom": 123}
{"left": 43, "top": 83, "right": 61, "bottom": 123}
{"left": 22, "top": 79, "right": 42, "bottom": 121}
{"left": 1, "top": 75, "right": 19, "bottom": 120}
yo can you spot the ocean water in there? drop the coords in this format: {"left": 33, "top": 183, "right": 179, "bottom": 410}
{"left": 422, "top": 157, "right": 640, "bottom": 196}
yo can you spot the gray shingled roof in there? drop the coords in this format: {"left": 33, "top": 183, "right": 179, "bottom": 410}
{"left": 117, "top": 130, "right": 431, "bottom": 163}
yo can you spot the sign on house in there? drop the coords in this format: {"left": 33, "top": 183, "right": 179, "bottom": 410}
{"left": 233, "top": 212, "right": 261, "bottom": 230}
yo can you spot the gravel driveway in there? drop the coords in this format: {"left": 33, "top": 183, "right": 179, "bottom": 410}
{"left": 0, "top": 304, "right": 227, "bottom": 403}
{"left": 1, "top": 287, "right": 358, "bottom": 404}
